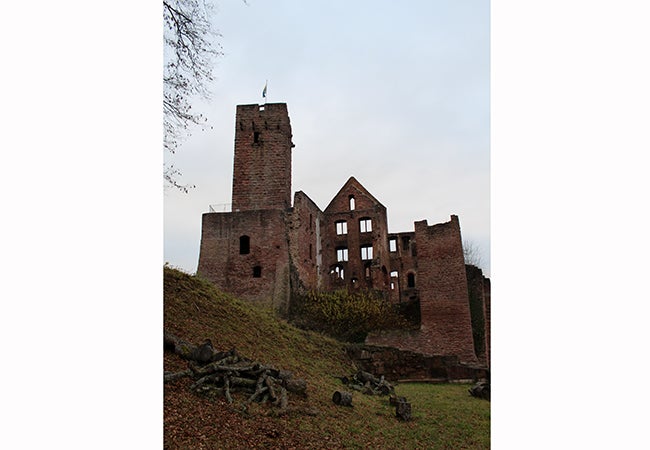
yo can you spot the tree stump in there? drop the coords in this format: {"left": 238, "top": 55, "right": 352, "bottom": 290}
{"left": 395, "top": 401, "right": 412, "bottom": 421}
{"left": 332, "top": 390, "right": 353, "bottom": 407}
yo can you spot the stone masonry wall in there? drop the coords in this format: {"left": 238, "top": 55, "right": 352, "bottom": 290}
{"left": 466, "top": 264, "right": 489, "bottom": 367}
{"left": 321, "top": 177, "right": 391, "bottom": 292}
{"left": 197, "top": 209, "right": 291, "bottom": 311}
{"left": 287, "top": 191, "right": 323, "bottom": 291}
{"left": 366, "top": 216, "right": 479, "bottom": 365}
{"left": 231, "top": 103, "right": 293, "bottom": 212}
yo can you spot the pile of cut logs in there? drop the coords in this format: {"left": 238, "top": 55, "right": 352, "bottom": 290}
{"left": 333, "top": 370, "right": 411, "bottom": 420}
{"left": 164, "top": 332, "right": 309, "bottom": 415}
{"left": 337, "top": 370, "right": 395, "bottom": 396}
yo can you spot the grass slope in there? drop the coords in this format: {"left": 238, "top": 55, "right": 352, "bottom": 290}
{"left": 164, "top": 267, "right": 490, "bottom": 449}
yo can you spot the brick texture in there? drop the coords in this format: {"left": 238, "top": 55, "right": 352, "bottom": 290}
{"left": 197, "top": 102, "right": 489, "bottom": 368}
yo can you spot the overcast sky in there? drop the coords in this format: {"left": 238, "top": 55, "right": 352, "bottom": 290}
{"left": 5, "top": 1, "right": 650, "bottom": 447}
{"left": 164, "top": 0, "right": 491, "bottom": 276}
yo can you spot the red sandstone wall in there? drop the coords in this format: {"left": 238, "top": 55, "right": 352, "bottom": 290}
{"left": 321, "top": 177, "right": 390, "bottom": 292}
{"left": 197, "top": 210, "right": 291, "bottom": 311}
{"left": 367, "top": 216, "right": 479, "bottom": 366}
{"left": 484, "top": 278, "right": 491, "bottom": 368}
{"left": 288, "top": 191, "right": 323, "bottom": 291}
{"left": 231, "top": 103, "right": 293, "bottom": 212}
{"left": 466, "top": 264, "right": 489, "bottom": 367}
{"left": 388, "top": 231, "right": 418, "bottom": 304}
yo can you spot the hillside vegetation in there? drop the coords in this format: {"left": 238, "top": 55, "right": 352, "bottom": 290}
{"left": 164, "top": 266, "right": 490, "bottom": 449}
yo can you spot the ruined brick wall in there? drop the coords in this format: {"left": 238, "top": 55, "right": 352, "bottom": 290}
{"left": 388, "top": 231, "right": 418, "bottom": 304}
{"left": 231, "top": 103, "right": 293, "bottom": 212}
{"left": 287, "top": 191, "right": 323, "bottom": 291}
{"left": 347, "top": 345, "right": 489, "bottom": 382}
{"left": 367, "top": 216, "right": 479, "bottom": 366}
{"left": 466, "top": 264, "right": 489, "bottom": 367}
{"left": 483, "top": 277, "right": 491, "bottom": 368}
{"left": 414, "top": 216, "right": 477, "bottom": 364}
{"left": 197, "top": 209, "right": 291, "bottom": 311}
{"left": 321, "top": 177, "right": 390, "bottom": 292}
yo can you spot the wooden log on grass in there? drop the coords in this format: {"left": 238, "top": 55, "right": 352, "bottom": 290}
{"left": 284, "top": 378, "right": 307, "bottom": 396}
{"left": 332, "top": 391, "right": 353, "bottom": 407}
{"left": 389, "top": 395, "right": 407, "bottom": 406}
{"left": 395, "top": 401, "right": 412, "bottom": 421}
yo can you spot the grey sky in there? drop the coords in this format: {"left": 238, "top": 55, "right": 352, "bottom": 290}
{"left": 164, "top": 0, "right": 490, "bottom": 275}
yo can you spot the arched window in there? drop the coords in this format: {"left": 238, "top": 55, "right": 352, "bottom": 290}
{"left": 407, "top": 272, "right": 416, "bottom": 288}
{"left": 349, "top": 195, "right": 355, "bottom": 211}
{"left": 239, "top": 235, "right": 250, "bottom": 254}
{"left": 330, "top": 265, "right": 345, "bottom": 280}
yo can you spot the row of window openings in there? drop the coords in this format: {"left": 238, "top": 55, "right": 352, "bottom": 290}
{"left": 336, "top": 245, "right": 373, "bottom": 262}
{"left": 330, "top": 265, "right": 415, "bottom": 288}
{"left": 335, "top": 218, "right": 372, "bottom": 235}
{"left": 389, "top": 236, "right": 411, "bottom": 253}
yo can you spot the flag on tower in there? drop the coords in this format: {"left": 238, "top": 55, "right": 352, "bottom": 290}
{"left": 262, "top": 81, "right": 267, "bottom": 99}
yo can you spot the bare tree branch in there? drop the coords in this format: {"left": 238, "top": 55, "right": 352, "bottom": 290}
{"left": 163, "top": 0, "right": 222, "bottom": 192}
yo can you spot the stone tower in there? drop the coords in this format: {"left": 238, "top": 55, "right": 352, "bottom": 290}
{"left": 231, "top": 103, "right": 294, "bottom": 212}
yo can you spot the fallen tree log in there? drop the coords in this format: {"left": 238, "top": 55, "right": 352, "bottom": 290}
{"left": 332, "top": 391, "right": 353, "bottom": 407}
{"left": 164, "top": 369, "right": 193, "bottom": 383}
{"left": 336, "top": 370, "right": 394, "bottom": 396}
{"left": 284, "top": 378, "right": 307, "bottom": 396}
{"left": 395, "top": 401, "right": 412, "bottom": 421}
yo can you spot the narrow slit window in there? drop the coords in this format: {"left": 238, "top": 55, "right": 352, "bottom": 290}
{"left": 335, "top": 220, "right": 348, "bottom": 235}
{"left": 239, "top": 235, "right": 250, "bottom": 254}
{"left": 389, "top": 238, "right": 397, "bottom": 252}
{"left": 349, "top": 195, "right": 355, "bottom": 211}
{"left": 359, "top": 218, "right": 372, "bottom": 233}
{"left": 253, "top": 131, "right": 260, "bottom": 143}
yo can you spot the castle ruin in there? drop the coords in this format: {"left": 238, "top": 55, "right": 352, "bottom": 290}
{"left": 197, "top": 103, "right": 490, "bottom": 368}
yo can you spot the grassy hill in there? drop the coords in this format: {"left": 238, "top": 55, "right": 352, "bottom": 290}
{"left": 164, "top": 266, "right": 490, "bottom": 449}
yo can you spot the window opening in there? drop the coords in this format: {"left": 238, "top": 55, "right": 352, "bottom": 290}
{"left": 330, "top": 265, "right": 344, "bottom": 280}
{"left": 390, "top": 270, "right": 399, "bottom": 278}
{"left": 239, "top": 235, "right": 250, "bottom": 254}
{"left": 335, "top": 220, "right": 348, "bottom": 235}
{"left": 336, "top": 247, "right": 349, "bottom": 262}
{"left": 253, "top": 266, "right": 262, "bottom": 278}
{"left": 359, "top": 218, "right": 372, "bottom": 233}
{"left": 402, "top": 236, "right": 411, "bottom": 251}
{"left": 365, "top": 264, "right": 371, "bottom": 279}
{"left": 389, "top": 238, "right": 397, "bottom": 252}
{"left": 361, "top": 245, "right": 373, "bottom": 261}
{"left": 253, "top": 131, "right": 260, "bottom": 143}
{"left": 407, "top": 273, "right": 416, "bottom": 288}
{"left": 349, "top": 195, "right": 355, "bottom": 211}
